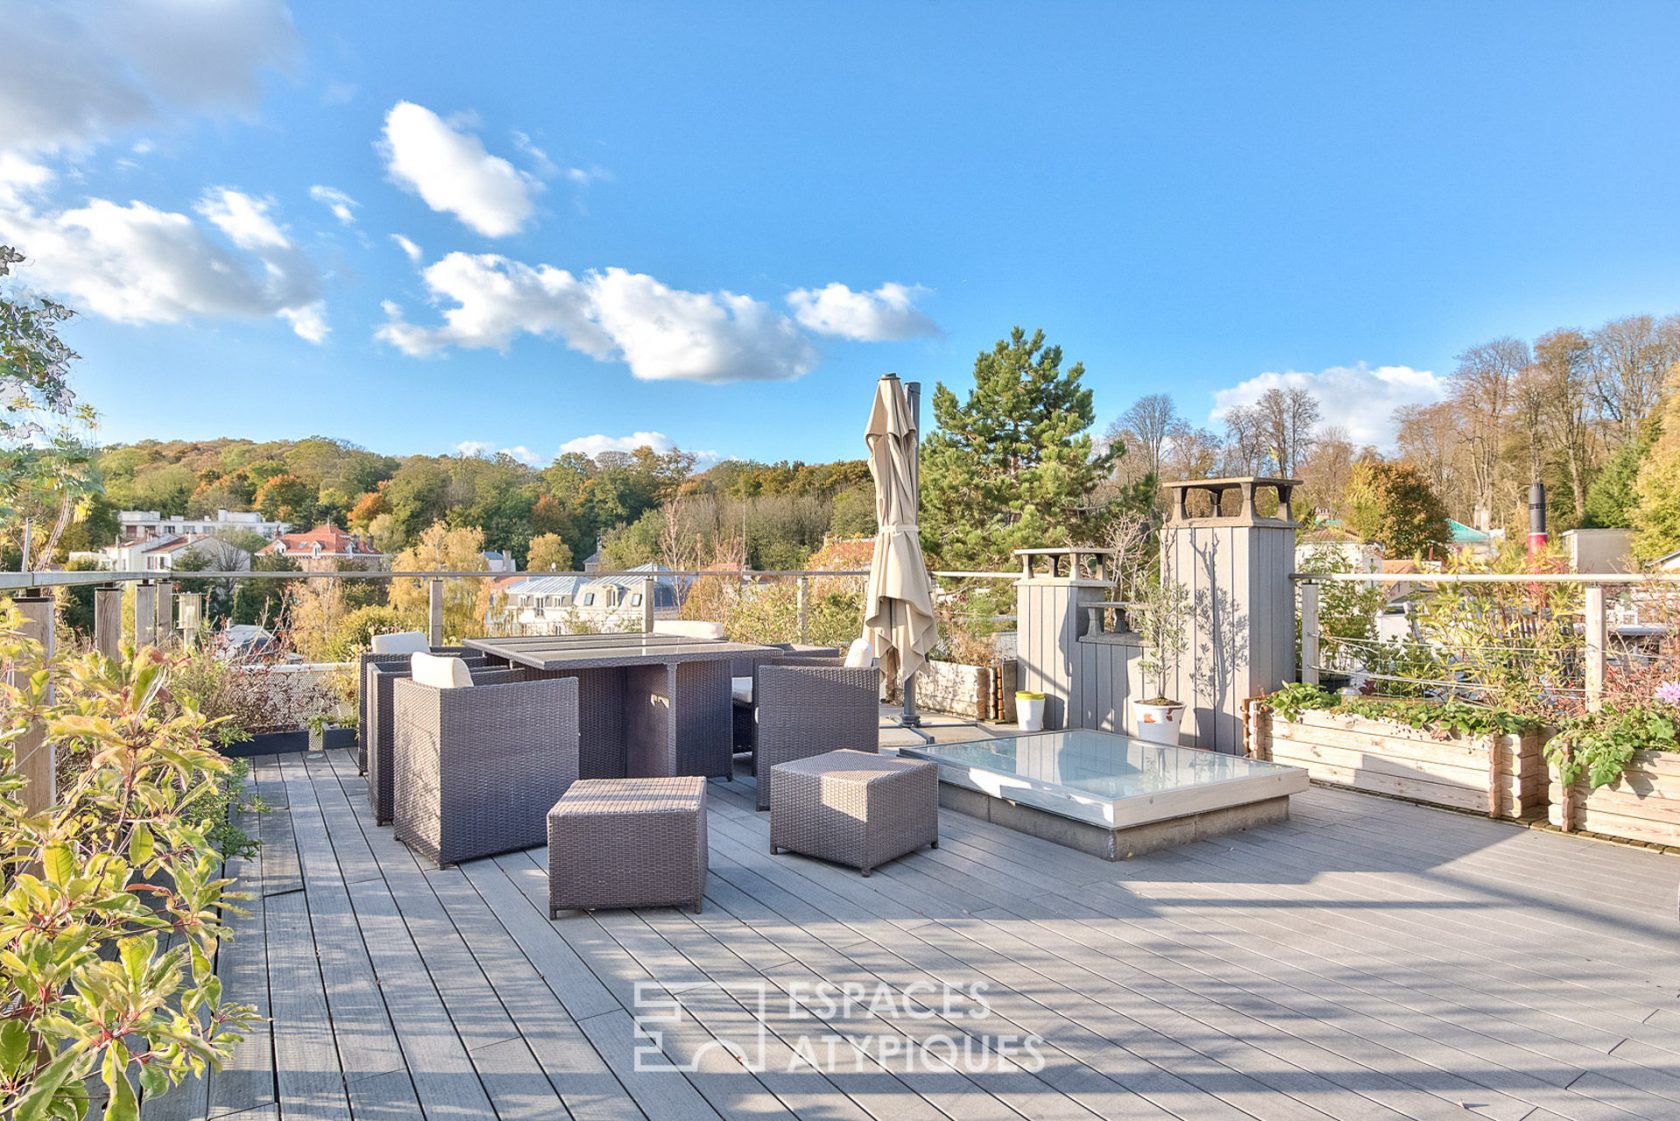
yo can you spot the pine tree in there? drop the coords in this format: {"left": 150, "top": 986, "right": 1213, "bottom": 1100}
{"left": 920, "top": 328, "right": 1116, "bottom": 569}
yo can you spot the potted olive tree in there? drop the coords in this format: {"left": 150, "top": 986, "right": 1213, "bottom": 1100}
{"left": 1131, "top": 571, "right": 1191, "bottom": 745}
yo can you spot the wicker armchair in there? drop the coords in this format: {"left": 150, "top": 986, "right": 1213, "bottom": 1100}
{"left": 752, "top": 660, "right": 880, "bottom": 809}
{"left": 391, "top": 674, "right": 580, "bottom": 867}
{"left": 366, "top": 662, "right": 520, "bottom": 825}
{"left": 356, "top": 646, "right": 482, "bottom": 772}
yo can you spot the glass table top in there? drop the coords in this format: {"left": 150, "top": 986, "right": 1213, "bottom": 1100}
{"left": 906, "top": 728, "right": 1294, "bottom": 801}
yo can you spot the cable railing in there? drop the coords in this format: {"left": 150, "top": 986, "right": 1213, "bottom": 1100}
{"left": 1293, "top": 570, "right": 1680, "bottom": 716}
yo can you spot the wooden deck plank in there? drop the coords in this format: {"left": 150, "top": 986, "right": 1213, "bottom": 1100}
{"left": 273, "top": 754, "right": 412, "bottom": 1086}
{"left": 186, "top": 749, "right": 1680, "bottom": 1121}
{"left": 263, "top": 891, "right": 353, "bottom": 1120}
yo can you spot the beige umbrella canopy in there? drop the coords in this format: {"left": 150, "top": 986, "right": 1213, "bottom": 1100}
{"left": 864, "top": 374, "right": 938, "bottom": 686}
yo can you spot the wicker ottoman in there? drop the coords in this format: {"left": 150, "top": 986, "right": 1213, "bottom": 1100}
{"left": 769, "top": 749, "right": 938, "bottom": 876}
{"left": 547, "top": 777, "right": 708, "bottom": 916}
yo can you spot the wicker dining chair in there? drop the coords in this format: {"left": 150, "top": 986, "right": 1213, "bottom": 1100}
{"left": 752, "top": 660, "right": 881, "bottom": 810}
{"left": 365, "top": 661, "right": 519, "bottom": 825}
{"left": 356, "top": 645, "right": 483, "bottom": 772}
{"left": 391, "top": 674, "right": 580, "bottom": 867}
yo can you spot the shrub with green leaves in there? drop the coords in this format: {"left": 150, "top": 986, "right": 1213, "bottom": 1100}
{"left": 0, "top": 607, "right": 258, "bottom": 1119}
{"left": 1546, "top": 705, "right": 1679, "bottom": 789}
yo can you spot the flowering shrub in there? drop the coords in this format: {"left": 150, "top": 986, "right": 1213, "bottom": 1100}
{"left": 0, "top": 607, "right": 258, "bottom": 1118}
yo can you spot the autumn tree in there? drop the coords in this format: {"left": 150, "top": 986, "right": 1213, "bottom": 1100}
{"left": 1591, "top": 314, "right": 1680, "bottom": 442}
{"left": 1104, "top": 393, "right": 1182, "bottom": 484}
{"left": 1449, "top": 337, "right": 1529, "bottom": 526}
{"left": 253, "top": 472, "right": 315, "bottom": 523}
{"left": 1343, "top": 461, "right": 1451, "bottom": 558}
{"left": 920, "top": 327, "right": 1117, "bottom": 569}
{"left": 527, "top": 533, "right": 574, "bottom": 572}
{"left": 389, "top": 522, "right": 490, "bottom": 641}
{"left": 1532, "top": 327, "right": 1597, "bottom": 520}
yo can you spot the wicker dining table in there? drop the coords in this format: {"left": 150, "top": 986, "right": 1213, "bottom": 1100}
{"left": 462, "top": 634, "right": 781, "bottom": 780}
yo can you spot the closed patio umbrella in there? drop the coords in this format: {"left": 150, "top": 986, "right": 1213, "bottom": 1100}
{"left": 864, "top": 374, "right": 938, "bottom": 697}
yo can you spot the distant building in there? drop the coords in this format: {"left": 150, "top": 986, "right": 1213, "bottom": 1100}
{"left": 495, "top": 564, "right": 685, "bottom": 634}
{"left": 1446, "top": 518, "right": 1502, "bottom": 559}
{"left": 1562, "top": 528, "right": 1634, "bottom": 574}
{"left": 118, "top": 509, "right": 290, "bottom": 540}
{"left": 482, "top": 550, "right": 516, "bottom": 574}
{"left": 258, "top": 525, "right": 384, "bottom": 572}
{"left": 1295, "top": 524, "right": 1382, "bottom": 573}
{"left": 69, "top": 532, "right": 254, "bottom": 572}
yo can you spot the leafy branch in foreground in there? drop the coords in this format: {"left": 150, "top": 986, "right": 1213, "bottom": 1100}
{"left": 0, "top": 605, "right": 259, "bottom": 1120}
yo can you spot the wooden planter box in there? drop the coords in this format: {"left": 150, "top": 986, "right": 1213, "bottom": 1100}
{"left": 1249, "top": 705, "right": 1545, "bottom": 819}
{"left": 1548, "top": 751, "right": 1680, "bottom": 846}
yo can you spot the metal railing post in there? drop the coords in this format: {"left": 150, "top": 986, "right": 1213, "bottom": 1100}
{"left": 796, "top": 575, "right": 809, "bottom": 644}
{"left": 641, "top": 576, "right": 656, "bottom": 633}
{"left": 1300, "top": 583, "right": 1321, "bottom": 687}
{"left": 1584, "top": 583, "right": 1606, "bottom": 712}
{"left": 427, "top": 578, "right": 445, "bottom": 646}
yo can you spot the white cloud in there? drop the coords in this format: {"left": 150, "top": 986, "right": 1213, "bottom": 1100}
{"left": 558, "top": 431, "right": 677, "bottom": 457}
{"left": 195, "top": 187, "right": 289, "bottom": 250}
{"left": 309, "top": 185, "right": 358, "bottom": 225}
{"left": 787, "top": 281, "right": 939, "bottom": 341}
{"left": 390, "top": 233, "right": 422, "bottom": 262}
{"left": 380, "top": 101, "right": 540, "bottom": 237}
{"left": 0, "top": 153, "right": 54, "bottom": 209}
{"left": 280, "top": 302, "right": 329, "bottom": 343}
{"left": 455, "top": 440, "right": 544, "bottom": 465}
{"left": 589, "top": 268, "right": 817, "bottom": 383}
{"left": 1209, "top": 363, "right": 1447, "bottom": 449}
{"left": 0, "top": 0, "right": 297, "bottom": 158}
{"left": 376, "top": 252, "right": 607, "bottom": 358}
{"left": 0, "top": 183, "right": 326, "bottom": 342}
{"left": 377, "top": 254, "right": 817, "bottom": 382}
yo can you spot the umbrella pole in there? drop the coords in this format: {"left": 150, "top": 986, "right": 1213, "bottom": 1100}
{"left": 897, "top": 381, "right": 931, "bottom": 741}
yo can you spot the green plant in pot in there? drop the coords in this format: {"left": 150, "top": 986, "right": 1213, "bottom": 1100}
{"left": 1131, "top": 570, "right": 1191, "bottom": 745}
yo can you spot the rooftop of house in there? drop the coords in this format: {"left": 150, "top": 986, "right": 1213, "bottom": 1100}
{"left": 259, "top": 524, "right": 380, "bottom": 557}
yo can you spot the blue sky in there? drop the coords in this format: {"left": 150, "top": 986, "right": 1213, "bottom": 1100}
{"left": 3, "top": 1, "right": 1679, "bottom": 465}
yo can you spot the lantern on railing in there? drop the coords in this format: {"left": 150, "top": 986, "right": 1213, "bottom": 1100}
{"left": 177, "top": 592, "right": 204, "bottom": 643}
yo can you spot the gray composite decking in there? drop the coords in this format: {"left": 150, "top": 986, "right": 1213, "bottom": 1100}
{"left": 146, "top": 748, "right": 1680, "bottom": 1121}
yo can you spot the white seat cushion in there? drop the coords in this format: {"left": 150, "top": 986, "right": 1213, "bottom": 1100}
{"left": 411, "top": 651, "right": 474, "bottom": 689}
{"left": 371, "top": 630, "right": 430, "bottom": 655}
{"left": 731, "top": 676, "right": 754, "bottom": 705}
{"left": 653, "top": 620, "right": 726, "bottom": 641}
{"left": 844, "top": 637, "right": 876, "bottom": 668}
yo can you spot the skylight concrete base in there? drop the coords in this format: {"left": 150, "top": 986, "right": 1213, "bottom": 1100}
{"left": 937, "top": 781, "right": 1291, "bottom": 861}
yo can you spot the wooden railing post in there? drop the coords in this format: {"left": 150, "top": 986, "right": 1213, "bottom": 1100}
{"left": 10, "top": 595, "right": 57, "bottom": 814}
{"left": 796, "top": 575, "right": 810, "bottom": 644}
{"left": 1300, "top": 583, "right": 1321, "bottom": 687}
{"left": 93, "top": 585, "right": 123, "bottom": 659}
{"left": 155, "top": 581, "right": 175, "bottom": 642}
{"left": 1584, "top": 583, "right": 1606, "bottom": 713}
{"left": 641, "top": 576, "right": 656, "bottom": 633}
{"left": 133, "top": 582, "right": 157, "bottom": 648}
{"left": 427, "top": 579, "right": 445, "bottom": 647}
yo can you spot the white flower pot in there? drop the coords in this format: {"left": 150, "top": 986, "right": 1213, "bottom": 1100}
{"left": 1132, "top": 700, "right": 1185, "bottom": 745}
{"left": 308, "top": 726, "right": 328, "bottom": 753}
{"left": 1016, "top": 692, "right": 1047, "bottom": 732}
